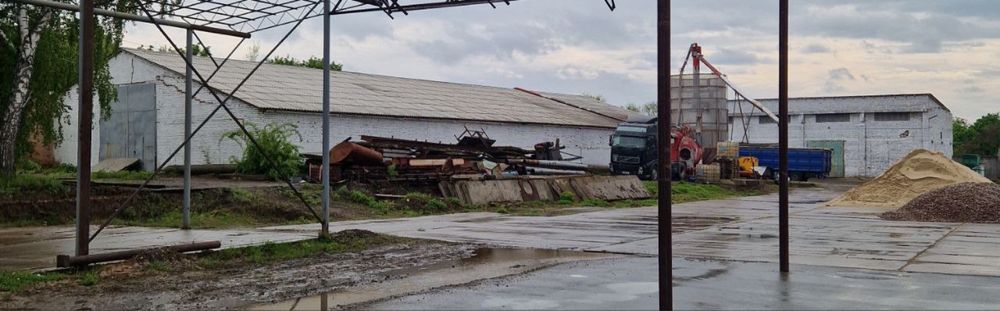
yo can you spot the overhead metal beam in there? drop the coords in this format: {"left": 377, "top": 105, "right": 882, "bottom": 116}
{"left": 331, "top": 0, "right": 516, "bottom": 15}
{"left": 11, "top": 0, "right": 252, "bottom": 38}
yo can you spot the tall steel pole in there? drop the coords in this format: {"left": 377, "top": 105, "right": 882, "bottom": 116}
{"left": 778, "top": 0, "right": 790, "bottom": 273}
{"left": 76, "top": 0, "right": 95, "bottom": 257}
{"left": 183, "top": 29, "right": 193, "bottom": 230}
{"left": 656, "top": 0, "right": 672, "bottom": 309}
{"left": 320, "top": 0, "right": 332, "bottom": 236}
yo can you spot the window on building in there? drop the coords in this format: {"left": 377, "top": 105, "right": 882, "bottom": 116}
{"left": 815, "top": 113, "right": 851, "bottom": 123}
{"left": 759, "top": 115, "right": 793, "bottom": 124}
{"left": 873, "top": 112, "right": 912, "bottom": 122}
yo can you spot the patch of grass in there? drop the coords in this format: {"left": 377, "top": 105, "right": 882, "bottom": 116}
{"left": 0, "top": 271, "right": 64, "bottom": 292}
{"left": 92, "top": 170, "right": 154, "bottom": 180}
{"left": 197, "top": 232, "right": 403, "bottom": 269}
{"left": 146, "top": 260, "right": 169, "bottom": 272}
{"left": 0, "top": 174, "right": 67, "bottom": 197}
{"left": 229, "top": 188, "right": 257, "bottom": 204}
{"left": 580, "top": 198, "right": 610, "bottom": 207}
{"left": 111, "top": 209, "right": 278, "bottom": 229}
{"left": 641, "top": 181, "right": 753, "bottom": 203}
{"left": 78, "top": 270, "right": 99, "bottom": 286}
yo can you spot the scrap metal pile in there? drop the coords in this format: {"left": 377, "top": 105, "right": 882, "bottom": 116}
{"left": 303, "top": 128, "right": 587, "bottom": 185}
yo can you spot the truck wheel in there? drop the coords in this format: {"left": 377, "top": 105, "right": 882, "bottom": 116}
{"left": 789, "top": 172, "right": 804, "bottom": 182}
{"left": 650, "top": 166, "right": 658, "bottom": 181}
{"left": 671, "top": 163, "right": 684, "bottom": 181}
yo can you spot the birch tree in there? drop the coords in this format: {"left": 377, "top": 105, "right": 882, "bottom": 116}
{"left": 0, "top": 1, "right": 130, "bottom": 176}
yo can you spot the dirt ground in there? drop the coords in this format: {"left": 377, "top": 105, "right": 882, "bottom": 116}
{"left": 1, "top": 239, "right": 476, "bottom": 310}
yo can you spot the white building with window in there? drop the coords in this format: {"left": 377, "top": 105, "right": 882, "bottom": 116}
{"left": 728, "top": 94, "right": 952, "bottom": 177}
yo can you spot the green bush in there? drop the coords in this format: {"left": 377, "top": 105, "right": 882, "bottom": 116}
{"left": 558, "top": 191, "right": 576, "bottom": 204}
{"left": 221, "top": 123, "right": 303, "bottom": 181}
{"left": 425, "top": 198, "right": 448, "bottom": 212}
{"left": 0, "top": 174, "right": 67, "bottom": 197}
{"left": 349, "top": 190, "right": 376, "bottom": 206}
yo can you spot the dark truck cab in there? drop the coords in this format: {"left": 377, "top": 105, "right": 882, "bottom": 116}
{"left": 609, "top": 115, "right": 659, "bottom": 179}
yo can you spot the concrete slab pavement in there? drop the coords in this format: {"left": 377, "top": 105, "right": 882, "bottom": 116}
{"left": 363, "top": 257, "right": 1000, "bottom": 310}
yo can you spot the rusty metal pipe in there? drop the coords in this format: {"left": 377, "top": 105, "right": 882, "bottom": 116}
{"left": 330, "top": 141, "right": 384, "bottom": 165}
{"left": 56, "top": 241, "right": 221, "bottom": 267}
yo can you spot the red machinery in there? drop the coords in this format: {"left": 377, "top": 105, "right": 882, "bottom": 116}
{"left": 670, "top": 126, "right": 703, "bottom": 179}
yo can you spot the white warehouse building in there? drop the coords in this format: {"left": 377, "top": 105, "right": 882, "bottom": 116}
{"left": 727, "top": 94, "right": 953, "bottom": 177}
{"left": 55, "top": 49, "right": 628, "bottom": 170}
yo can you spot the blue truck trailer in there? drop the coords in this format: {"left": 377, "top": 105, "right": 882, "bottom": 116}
{"left": 739, "top": 146, "right": 832, "bottom": 181}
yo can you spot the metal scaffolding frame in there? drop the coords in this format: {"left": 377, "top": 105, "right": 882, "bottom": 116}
{"left": 12, "top": 0, "right": 792, "bottom": 308}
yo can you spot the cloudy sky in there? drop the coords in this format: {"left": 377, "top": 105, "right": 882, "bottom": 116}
{"left": 123, "top": 0, "right": 1000, "bottom": 120}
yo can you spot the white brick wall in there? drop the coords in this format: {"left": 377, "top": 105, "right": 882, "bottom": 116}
{"left": 57, "top": 53, "right": 615, "bottom": 168}
{"left": 728, "top": 95, "right": 953, "bottom": 177}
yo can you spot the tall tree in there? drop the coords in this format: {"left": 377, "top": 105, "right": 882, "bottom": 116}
{"left": 0, "top": 1, "right": 131, "bottom": 176}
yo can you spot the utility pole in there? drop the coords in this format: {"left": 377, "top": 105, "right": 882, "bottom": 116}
{"left": 75, "top": 0, "right": 95, "bottom": 258}
{"left": 778, "top": 0, "right": 790, "bottom": 273}
{"left": 656, "top": 0, "right": 673, "bottom": 309}
{"left": 183, "top": 29, "right": 193, "bottom": 230}
{"left": 320, "top": 0, "right": 332, "bottom": 237}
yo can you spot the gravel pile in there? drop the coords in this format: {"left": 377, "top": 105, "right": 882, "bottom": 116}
{"left": 882, "top": 182, "right": 1000, "bottom": 223}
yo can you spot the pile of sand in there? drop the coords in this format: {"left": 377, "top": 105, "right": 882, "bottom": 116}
{"left": 827, "top": 149, "right": 992, "bottom": 208}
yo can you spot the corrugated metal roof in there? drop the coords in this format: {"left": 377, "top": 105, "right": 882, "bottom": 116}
{"left": 124, "top": 48, "right": 625, "bottom": 128}
{"left": 517, "top": 89, "right": 629, "bottom": 121}
{"left": 726, "top": 94, "right": 949, "bottom": 117}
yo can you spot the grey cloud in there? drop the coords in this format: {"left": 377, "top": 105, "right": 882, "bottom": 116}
{"left": 825, "top": 68, "right": 856, "bottom": 93}
{"left": 802, "top": 44, "right": 830, "bottom": 54}
{"left": 707, "top": 48, "right": 770, "bottom": 66}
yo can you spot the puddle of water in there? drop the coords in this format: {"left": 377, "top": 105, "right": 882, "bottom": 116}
{"left": 250, "top": 248, "right": 613, "bottom": 310}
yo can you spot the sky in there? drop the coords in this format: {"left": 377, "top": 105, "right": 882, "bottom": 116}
{"left": 121, "top": 0, "right": 1000, "bottom": 121}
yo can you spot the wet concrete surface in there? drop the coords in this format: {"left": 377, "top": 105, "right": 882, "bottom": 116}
{"left": 364, "top": 257, "right": 1000, "bottom": 310}
{"left": 267, "top": 186, "right": 1000, "bottom": 276}
{"left": 252, "top": 248, "right": 615, "bottom": 310}
{"left": 0, "top": 226, "right": 313, "bottom": 270}
{"left": 10, "top": 184, "right": 1000, "bottom": 309}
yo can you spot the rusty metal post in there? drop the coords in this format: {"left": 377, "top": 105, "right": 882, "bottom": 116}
{"left": 778, "top": 0, "right": 790, "bottom": 273}
{"left": 75, "top": 0, "right": 95, "bottom": 257}
{"left": 183, "top": 28, "right": 193, "bottom": 230}
{"left": 656, "top": 0, "right": 672, "bottom": 309}
{"left": 320, "top": 0, "right": 332, "bottom": 236}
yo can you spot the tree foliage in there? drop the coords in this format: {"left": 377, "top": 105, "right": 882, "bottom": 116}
{"left": 267, "top": 55, "right": 343, "bottom": 71}
{"left": 624, "top": 102, "right": 657, "bottom": 116}
{"left": 221, "top": 123, "right": 303, "bottom": 181}
{"left": 954, "top": 113, "right": 1000, "bottom": 156}
{"left": 1, "top": 1, "right": 131, "bottom": 175}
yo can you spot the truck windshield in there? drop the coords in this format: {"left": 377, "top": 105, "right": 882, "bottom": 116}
{"left": 612, "top": 135, "right": 646, "bottom": 148}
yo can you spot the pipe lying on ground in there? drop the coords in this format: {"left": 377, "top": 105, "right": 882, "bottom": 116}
{"left": 524, "top": 166, "right": 589, "bottom": 176}
{"left": 506, "top": 159, "right": 588, "bottom": 171}
{"left": 56, "top": 241, "right": 221, "bottom": 267}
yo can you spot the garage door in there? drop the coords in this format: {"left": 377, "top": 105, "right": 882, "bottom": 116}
{"left": 100, "top": 83, "right": 157, "bottom": 171}
{"left": 807, "top": 140, "right": 845, "bottom": 177}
